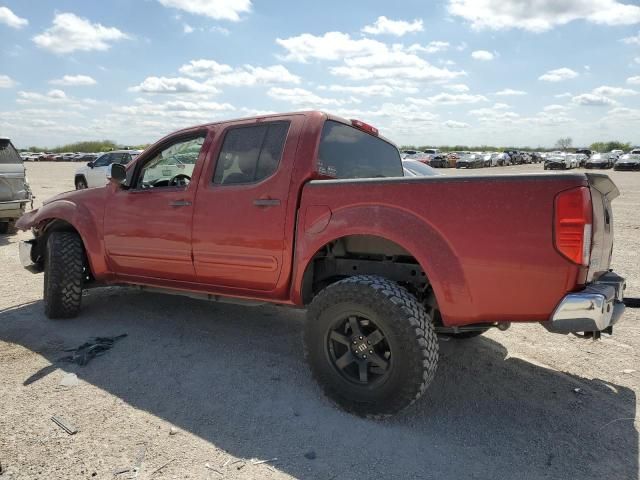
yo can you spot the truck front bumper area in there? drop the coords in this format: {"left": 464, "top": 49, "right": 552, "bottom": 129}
{"left": 0, "top": 199, "right": 31, "bottom": 220}
{"left": 543, "top": 272, "right": 626, "bottom": 334}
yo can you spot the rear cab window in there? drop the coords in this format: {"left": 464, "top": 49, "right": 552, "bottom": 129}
{"left": 0, "top": 139, "right": 23, "bottom": 165}
{"left": 317, "top": 121, "right": 403, "bottom": 179}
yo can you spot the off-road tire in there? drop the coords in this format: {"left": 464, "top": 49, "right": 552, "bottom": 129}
{"left": 44, "top": 231, "right": 84, "bottom": 319}
{"left": 305, "top": 275, "right": 439, "bottom": 418}
{"left": 75, "top": 177, "right": 88, "bottom": 190}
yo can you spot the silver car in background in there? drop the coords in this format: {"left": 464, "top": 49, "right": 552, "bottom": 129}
{"left": 0, "top": 138, "right": 33, "bottom": 234}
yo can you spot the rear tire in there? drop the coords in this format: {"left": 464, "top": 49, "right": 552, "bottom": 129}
{"left": 44, "top": 231, "right": 85, "bottom": 319}
{"left": 305, "top": 275, "right": 439, "bottom": 418}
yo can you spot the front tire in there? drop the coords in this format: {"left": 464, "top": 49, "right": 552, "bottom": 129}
{"left": 75, "top": 177, "right": 88, "bottom": 190}
{"left": 305, "top": 275, "right": 439, "bottom": 418}
{"left": 44, "top": 231, "right": 85, "bottom": 319}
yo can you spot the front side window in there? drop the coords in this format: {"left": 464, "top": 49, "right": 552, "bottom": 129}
{"left": 213, "top": 121, "right": 289, "bottom": 185}
{"left": 137, "top": 135, "right": 205, "bottom": 189}
{"left": 317, "top": 121, "right": 403, "bottom": 179}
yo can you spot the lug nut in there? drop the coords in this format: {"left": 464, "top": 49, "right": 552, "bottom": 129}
{"left": 359, "top": 336, "right": 363, "bottom": 340}
{"left": 369, "top": 350, "right": 373, "bottom": 354}
{"left": 363, "top": 355, "right": 367, "bottom": 359}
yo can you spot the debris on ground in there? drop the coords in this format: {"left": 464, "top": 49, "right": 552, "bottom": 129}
{"left": 251, "top": 458, "right": 277, "bottom": 465}
{"left": 150, "top": 459, "right": 174, "bottom": 476}
{"left": 51, "top": 416, "right": 78, "bottom": 435}
{"left": 304, "top": 450, "right": 316, "bottom": 460}
{"left": 621, "top": 369, "right": 636, "bottom": 374}
{"left": 59, "top": 372, "right": 79, "bottom": 387}
{"left": 204, "top": 463, "right": 223, "bottom": 475}
{"left": 169, "top": 426, "right": 178, "bottom": 436}
{"left": 58, "top": 334, "right": 127, "bottom": 366}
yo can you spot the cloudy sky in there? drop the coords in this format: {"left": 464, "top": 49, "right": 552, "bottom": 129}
{"left": 1, "top": 0, "right": 640, "bottom": 148}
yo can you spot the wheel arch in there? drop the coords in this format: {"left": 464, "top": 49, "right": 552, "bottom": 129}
{"left": 292, "top": 204, "right": 474, "bottom": 326}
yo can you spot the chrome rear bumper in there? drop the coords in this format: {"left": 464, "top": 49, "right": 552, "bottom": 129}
{"left": 543, "top": 272, "right": 626, "bottom": 334}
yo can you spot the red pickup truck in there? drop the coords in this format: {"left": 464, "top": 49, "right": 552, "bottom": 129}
{"left": 17, "top": 111, "right": 626, "bottom": 417}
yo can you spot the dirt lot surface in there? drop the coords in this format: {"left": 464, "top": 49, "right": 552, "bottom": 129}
{"left": 1, "top": 162, "right": 638, "bottom": 479}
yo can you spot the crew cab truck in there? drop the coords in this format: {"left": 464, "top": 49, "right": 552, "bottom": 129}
{"left": 16, "top": 111, "right": 626, "bottom": 417}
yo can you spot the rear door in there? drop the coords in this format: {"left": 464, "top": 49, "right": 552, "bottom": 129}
{"left": 191, "top": 117, "right": 301, "bottom": 291}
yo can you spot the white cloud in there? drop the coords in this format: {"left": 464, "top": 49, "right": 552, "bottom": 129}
{"left": 627, "top": 76, "right": 640, "bottom": 85}
{"left": 543, "top": 104, "right": 567, "bottom": 112}
{"left": 407, "top": 41, "right": 450, "bottom": 54}
{"left": 555, "top": 92, "right": 573, "bottom": 98}
{"left": 183, "top": 23, "right": 194, "bottom": 34}
{"left": 448, "top": 0, "right": 640, "bottom": 32}
{"left": 210, "top": 26, "right": 230, "bottom": 35}
{"left": 444, "top": 83, "right": 470, "bottom": 92}
{"left": 361, "top": 16, "right": 423, "bottom": 36}
{"left": 0, "top": 6, "right": 28, "bottom": 29}
{"left": 495, "top": 88, "right": 527, "bottom": 96}
{"left": 49, "top": 75, "right": 97, "bottom": 86}
{"left": 592, "top": 85, "right": 637, "bottom": 96}
{"left": 318, "top": 84, "right": 398, "bottom": 96}
{"left": 471, "top": 50, "right": 494, "bottom": 61}
{"left": 539, "top": 67, "right": 579, "bottom": 82}
{"left": 33, "top": 13, "right": 129, "bottom": 54}
{"left": 276, "top": 32, "right": 387, "bottom": 62}
{"left": 267, "top": 87, "right": 348, "bottom": 106}
{"left": 179, "top": 59, "right": 301, "bottom": 86}
{"left": 493, "top": 103, "right": 510, "bottom": 109}
{"left": 621, "top": 30, "right": 640, "bottom": 45}
{"left": 157, "top": 0, "right": 251, "bottom": 21}
{"left": 130, "top": 76, "right": 221, "bottom": 94}
{"left": 0, "top": 74, "right": 16, "bottom": 88}
{"left": 409, "top": 93, "right": 488, "bottom": 105}
{"left": 443, "top": 120, "right": 470, "bottom": 128}
{"left": 572, "top": 93, "right": 618, "bottom": 106}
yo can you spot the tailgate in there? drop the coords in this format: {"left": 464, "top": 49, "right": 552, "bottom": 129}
{"left": 0, "top": 165, "right": 28, "bottom": 202}
{"left": 586, "top": 173, "right": 619, "bottom": 282}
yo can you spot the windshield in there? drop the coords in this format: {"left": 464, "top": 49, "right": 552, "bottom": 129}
{"left": 317, "top": 121, "right": 403, "bottom": 179}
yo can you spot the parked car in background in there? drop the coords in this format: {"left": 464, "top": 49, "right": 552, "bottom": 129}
{"left": 565, "top": 154, "right": 581, "bottom": 169}
{"left": 456, "top": 153, "right": 484, "bottom": 168}
{"left": 400, "top": 149, "right": 418, "bottom": 159}
{"left": 613, "top": 154, "right": 640, "bottom": 171}
{"left": 0, "top": 138, "right": 33, "bottom": 233}
{"left": 75, "top": 150, "right": 142, "bottom": 189}
{"left": 575, "top": 149, "right": 593, "bottom": 159}
{"left": 544, "top": 155, "right": 572, "bottom": 170}
{"left": 429, "top": 154, "right": 449, "bottom": 168}
{"left": 585, "top": 153, "right": 614, "bottom": 169}
{"left": 402, "top": 159, "right": 440, "bottom": 177}
{"left": 629, "top": 148, "right": 640, "bottom": 155}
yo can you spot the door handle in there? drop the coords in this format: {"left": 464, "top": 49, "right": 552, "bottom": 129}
{"left": 169, "top": 200, "right": 192, "bottom": 207}
{"left": 253, "top": 198, "right": 281, "bottom": 207}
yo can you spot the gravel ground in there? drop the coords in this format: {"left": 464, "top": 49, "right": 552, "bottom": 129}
{"left": 0, "top": 162, "right": 638, "bottom": 480}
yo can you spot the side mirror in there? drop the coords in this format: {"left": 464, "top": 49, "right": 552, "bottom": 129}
{"left": 107, "top": 163, "right": 127, "bottom": 185}
{"left": 87, "top": 161, "right": 94, "bottom": 168}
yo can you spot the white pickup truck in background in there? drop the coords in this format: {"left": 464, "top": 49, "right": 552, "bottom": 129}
{"left": 74, "top": 150, "right": 142, "bottom": 189}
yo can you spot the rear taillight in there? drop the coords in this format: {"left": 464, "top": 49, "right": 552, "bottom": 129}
{"left": 554, "top": 187, "right": 593, "bottom": 266}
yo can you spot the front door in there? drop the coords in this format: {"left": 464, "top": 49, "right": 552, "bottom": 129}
{"left": 191, "top": 118, "right": 299, "bottom": 291}
{"left": 104, "top": 132, "right": 208, "bottom": 281}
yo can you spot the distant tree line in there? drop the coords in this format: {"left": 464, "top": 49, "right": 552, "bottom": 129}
{"left": 23, "top": 140, "right": 150, "bottom": 153}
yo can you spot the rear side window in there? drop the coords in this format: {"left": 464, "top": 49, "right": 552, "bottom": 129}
{"left": 0, "top": 139, "right": 23, "bottom": 164}
{"left": 317, "top": 121, "right": 402, "bottom": 179}
{"left": 213, "top": 121, "right": 290, "bottom": 185}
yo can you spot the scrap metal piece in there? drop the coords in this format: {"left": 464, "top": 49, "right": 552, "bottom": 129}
{"left": 58, "top": 334, "right": 127, "bottom": 366}
{"left": 51, "top": 416, "right": 78, "bottom": 435}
